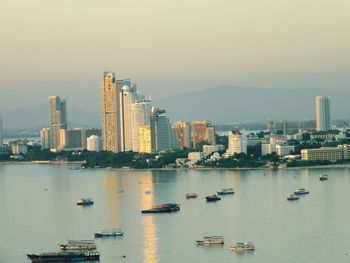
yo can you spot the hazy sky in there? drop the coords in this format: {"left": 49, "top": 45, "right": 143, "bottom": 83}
{"left": 0, "top": 0, "right": 349, "bottom": 112}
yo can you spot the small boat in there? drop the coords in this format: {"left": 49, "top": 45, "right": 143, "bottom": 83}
{"left": 94, "top": 228, "right": 124, "bottom": 237}
{"left": 27, "top": 250, "right": 100, "bottom": 262}
{"left": 205, "top": 194, "right": 221, "bottom": 202}
{"left": 294, "top": 188, "right": 309, "bottom": 195}
{"left": 77, "top": 198, "right": 94, "bottom": 206}
{"left": 186, "top": 193, "right": 198, "bottom": 199}
{"left": 319, "top": 174, "right": 328, "bottom": 181}
{"left": 230, "top": 242, "right": 255, "bottom": 252}
{"left": 217, "top": 188, "right": 234, "bottom": 195}
{"left": 196, "top": 236, "right": 224, "bottom": 245}
{"left": 60, "top": 240, "right": 96, "bottom": 250}
{"left": 142, "top": 203, "right": 180, "bottom": 213}
{"left": 287, "top": 194, "right": 299, "bottom": 201}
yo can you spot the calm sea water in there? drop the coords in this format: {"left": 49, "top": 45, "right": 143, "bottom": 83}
{"left": 1, "top": 164, "right": 350, "bottom": 263}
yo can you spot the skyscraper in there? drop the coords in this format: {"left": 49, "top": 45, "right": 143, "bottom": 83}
{"left": 40, "top": 128, "right": 50, "bottom": 150}
{"left": 192, "top": 120, "right": 216, "bottom": 149}
{"left": 132, "top": 100, "right": 151, "bottom": 152}
{"left": 226, "top": 130, "right": 247, "bottom": 155}
{"left": 49, "top": 96, "right": 67, "bottom": 150}
{"left": 120, "top": 82, "right": 137, "bottom": 152}
{"left": 138, "top": 125, "right": 152, "bottom": 153}
{"left": 316, "top": 96, "right": 331, "bottom": 131}
{"left": 173, "top": 121, "right": 192, "bottom": 149}
{"left": 101, "top": 72, "right": 122, "bottom": 153}
{"left": 0, "top": 113, "right": 3, "bottom": 146}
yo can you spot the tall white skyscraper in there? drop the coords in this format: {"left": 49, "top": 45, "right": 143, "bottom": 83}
{"left": 40, "top": 128, "right": 50, "bottom": 150}
{"left": 0, "top": 113, "right": 3, "bottom": 146}
{"left": 131, "top": 100, "right": 151, "bottom": 152}
{"left": 226, "top": 130, "right": 247, "bottom": 155}
{"left": 49, "top": 96, "right": 67, "bottom": 150}
{"left": 120, "top": 82, "right": 137, "bottom": 152}
{"left": 316, "top": 96, "right": 331, "bottom": 131}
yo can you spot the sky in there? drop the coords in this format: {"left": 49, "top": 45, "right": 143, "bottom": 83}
{"left": 0, "top": 0, "right": 349, "bottom": 113}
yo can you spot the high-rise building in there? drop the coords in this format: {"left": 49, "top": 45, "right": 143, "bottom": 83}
{"left": 226, "top": 130, "right": 247, "bottom": 155}
{"left": 40, "top": 128, "right": 50, "bottom": 150}
{"left": 138, "top": 125, "right": 152, "bottom": 153}
{"left": 0, "top": 113, "right": 3, "bottom": 146}
{"left": 101, "top": 72, "right": 122, "bottom": 153}
{"left": 49, "top": 96, "right": 67, "bottom": 150}
{"left": 120, "top": 82, "right": 137, "bottom": 152}
{"left": 132, "top": 100, "right": 151, "bottom": 152}
{"left": 316, "top": 96, "right": 331, "bottom": 131}
{"left": 192, "top": 120, "right": 216, "bottom": 149}
{"left": 87, "top": 135, "right": 102, "bottom": 152}
{"left": 173, "top": 121, "right": 192, "bottom": 149}
{"left": 151, "top": 107, "right": 179, "bottom": 152}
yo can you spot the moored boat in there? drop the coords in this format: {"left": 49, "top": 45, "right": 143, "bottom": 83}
{"left": 205, "top": 194, "right": 221, "bottom": 202}
{"left": 77, "top": 198, "right": 94, "bottom": 206}
{"left": 294, "top": 188, "right": 309, "bottom": 195}
{"left": 60, "top": 240, "right": 96, "bottom": 251}
{"left": 319, "top": 174, "right": 328, "bottom": 181}
{"left": 27, "top": 250, "right": 100, "bottom": 262}
{"left": 217, "top": 188, "right": 234, "bottom": 195}
{"left": 142, "top": 203, "right": 180, "bottom": 213}
{"left": 94, "top": 228, "right": 124, "bottom": 237}
{"left": 287, "top": 194, "right": 299, "bottom": 201}
{"left": 230, "top": 242, "right": 255, "bottom": 252}
{"left": 186, "top": 193, "right": 198, "bottom": 199}
{"left": 196, "top": 236, "right": 224, "bottom": 245}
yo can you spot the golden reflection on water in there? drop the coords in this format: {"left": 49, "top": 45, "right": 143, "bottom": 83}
{"left": 140, "top": 173, "right": 158, "bottom": 263}
{"left": 104, "top": 170, "right": 121, "bottom": 227}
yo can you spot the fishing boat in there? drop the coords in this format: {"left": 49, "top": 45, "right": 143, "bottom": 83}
{"left": 186, "top": 193, "right": 198, "bottom": 199}
{"left": 287, "top": 194, "right": 299, "bottom": 201}
{"left": 294, "top": 188, "right": 309, "bottom": 195}
{"left": 142, "top": 203, "right": 180, "bottom": 213}
{"left": 205, "top": 194, "right": 221, "bottom": 202}
{"left": 217, "top": 188, "right": 234, "bottom": 195}
{"left": 27, "top": 250, "right": 100, "bottom": 262}
{"left": 77, "top": 198, "right": 94, "bottom": 206}
{"left": 94, "top": 228, "right": 124, "bottom": 237}
{"left": 196, "top": 236, "right": 224, "bottom": 245}
{"left": 319, "top": 174, "right": 328, "bottom": 181}
{"left": 230, "top": 242, "right": 255, "bottom": 252}
{"left": 60, "top": 240, "right": 96, "bottom": 250}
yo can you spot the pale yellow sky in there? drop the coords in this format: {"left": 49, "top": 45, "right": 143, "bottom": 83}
{"left": 0, "top": 0, "right": 349, "bottom": 110}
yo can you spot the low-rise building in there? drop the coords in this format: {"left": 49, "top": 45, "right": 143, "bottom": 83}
{"left": 9, "top": 140, "right": 28, "bottom": 155}
{"left": 87, "top": 135, "right": 102, "bottom": 152}
{"left": 202, "top": 144, "right": 225, "bottom": 154}
{"left": 276, "top": 144, "right": 295, "bottom": 156}
{"left": 301, "top": 145, "right": 350, "bottom": 162}
{"left": 188, "top": 152, "right": 205, "bottom": 165}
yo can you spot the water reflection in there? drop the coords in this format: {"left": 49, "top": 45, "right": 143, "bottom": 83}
{"left": 140, "top": 172, "right": 158, "bottom": 263}
{"left": 104, "top": 171, "right": 122, "bottom": 227}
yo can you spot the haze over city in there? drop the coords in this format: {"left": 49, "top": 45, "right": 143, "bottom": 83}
{"left": 1, "top": 0, "right": 349, "bottom": 115}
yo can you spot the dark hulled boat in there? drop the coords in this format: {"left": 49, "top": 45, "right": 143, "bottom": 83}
{"left": 27, "top": 251, "right": 100, "bottom": 262}
{"left": 205, "top": 194, "right": 221, "bottom": 202}
{"left": 142, "top": 203, "right": 180, "bottom": 213}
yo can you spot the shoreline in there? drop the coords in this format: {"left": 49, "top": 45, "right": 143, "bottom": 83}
{"left": 1, "top": 161, "right": 350, "bottom": 171}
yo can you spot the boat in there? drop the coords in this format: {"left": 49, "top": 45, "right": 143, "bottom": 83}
{"left": 60, "top": 240, "right": 96, "bottom": 250}
{"left": 77, "top": 198, "right": 94, "bottom": 206}
{"left": 230, "top": 242, "right": 255, "bottom": 252}
{"left": 205, "top": 194, "right": 221, "bottom": 202}
{"left": 142, "top": 203, "right": 180, "bottom": 213}
{"left": 287, "top": 194, "right": 299, "bottom": 201}
{"left": 294, "top": 188, "right": 309, "bottom": 195}
{"left": 186, "top": 193, "right": 198, "bottom": 199}
{"left": 27, "top": 251, "right": 100, "bottom": 262}
{"left": 319, "top": 174, "right": 328, "bottom": 181}
{"left": 196, "top": 236, "right": 224, "bottom": 245}
{"left": 217, "top": 188, "right": 234, "bottom": 195}
{"left": 94, "top": 228, "right": 124, "bottom": 237}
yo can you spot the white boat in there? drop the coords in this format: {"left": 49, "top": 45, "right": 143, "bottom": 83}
{"left": 186, "top": 193, "right": 198, "bottom": 198}
{"left": 94, "top": 228, "right": 124, "bottom": 237}
{"left": 217, "top": 188, "right": 234, "bottom": 195}
{"left": 294, "top": 188, "right": 309, "bottom": 195}
{"left": 230, "top": 242, "right": 255, "bottom": 252}
{"left": 196, "top": 236, "right": 224, "bottom": 245}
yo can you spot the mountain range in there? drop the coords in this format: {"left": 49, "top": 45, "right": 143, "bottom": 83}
{"left": 2, "top": 86, "right": 349, "bottom": 129}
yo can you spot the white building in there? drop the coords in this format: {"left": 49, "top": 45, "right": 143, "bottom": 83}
{"left": 0, "top": 113, "right": 3, "bottom": 146}
{"left": 261, "top": 137, "right": 277, "bottom": 156}
{"left": 203, "top": 144, "right": 225, "bottom": 154}
{"left": 131, "top": 101, "right": 151, "bottom": 152}
{"left": 276, "top": 144, "right": 295, "bottom": 157}
{"left": 9, "top": 141, "right": 28, "bottom": 155}
{"left": 87, "top": 135, "right": 102, "bottom": 152}
{"left": 40, "top": 128, "right": 50, "bottom": 150}
{"left": 226, "top": 131, "right": 247, "bottom": 155}
{"left": 188, "top": 152, "right": 205, "bottom": 164}
{"left": 316, "top": 96, "right": 331, "bottom": 131}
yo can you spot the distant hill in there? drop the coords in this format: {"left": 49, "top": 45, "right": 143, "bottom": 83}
{"left": 155, "top": 86, "right": 350, "bottom": 123}
{"left": 2, "top": 104, "right": 100, "bottom": 129}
